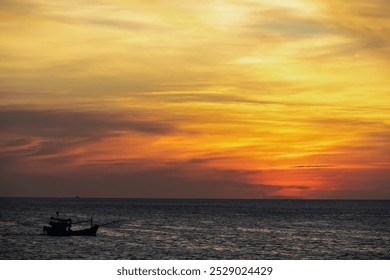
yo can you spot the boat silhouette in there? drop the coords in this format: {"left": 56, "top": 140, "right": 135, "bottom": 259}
{"left": 43, "top": 212, "right": 99, "bottom": 236}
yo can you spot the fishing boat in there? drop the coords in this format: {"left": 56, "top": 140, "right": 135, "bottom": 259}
{"left": 43, "top": 212, "right": 99, "bottom": 236}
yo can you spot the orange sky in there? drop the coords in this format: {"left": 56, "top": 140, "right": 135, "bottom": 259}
{"left": 1, "top": 0, "right": 390, "bottom": 198}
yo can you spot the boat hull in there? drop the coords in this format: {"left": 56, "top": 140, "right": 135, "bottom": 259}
{"left": 71, "top": 225, "right": 99, "bottom": 236}
{"left": 43, "top": 225, "right": 99, "bottom": 236}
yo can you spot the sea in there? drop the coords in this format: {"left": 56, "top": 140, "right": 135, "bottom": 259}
{"left": 0, "top": 198, "right": 389, "bottom": 259}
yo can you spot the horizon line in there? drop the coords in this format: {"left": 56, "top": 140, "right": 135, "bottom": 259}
{"left": 0, "top": 196, "right": 389, "bottom": 201}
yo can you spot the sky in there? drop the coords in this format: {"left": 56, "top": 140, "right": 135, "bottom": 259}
{"left": 1, "top": 0, "right": 390, "bottom": 199}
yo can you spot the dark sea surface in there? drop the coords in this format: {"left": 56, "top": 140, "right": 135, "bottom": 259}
{"left": 0, "top": 198, "right": 389, "bottom": 259}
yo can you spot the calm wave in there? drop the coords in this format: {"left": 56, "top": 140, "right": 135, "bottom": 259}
{"left": 0, "top": 198, "right": 389, "bottom": 259}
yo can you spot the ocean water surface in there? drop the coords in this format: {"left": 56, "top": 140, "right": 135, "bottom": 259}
{"left": 0, "top": 198, "right": 389, "bottom": 259}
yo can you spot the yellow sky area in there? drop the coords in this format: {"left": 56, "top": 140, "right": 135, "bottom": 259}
{"left": 1, "top": 0, "right": 390, "bottom": 197}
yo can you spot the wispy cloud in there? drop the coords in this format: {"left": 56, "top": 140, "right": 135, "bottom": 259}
{"left": 0, "top": 107, "right": 174, "bottom": 137}
{"left": 0, "top": 107, "right": 175, "bottom": 167}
